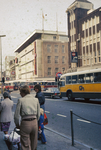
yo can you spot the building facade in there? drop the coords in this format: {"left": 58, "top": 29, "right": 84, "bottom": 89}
{"left": 66, "top": 0, "right": 101, "bottom": 71}
{"left": 5, "top": 56, "right": 15, "bottom": 80}
{"left": 14, "top": 30, "right": 68, "bottom": 81}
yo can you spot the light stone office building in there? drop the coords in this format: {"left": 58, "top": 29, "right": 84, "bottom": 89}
{"left": 66, "top": 0, "right": 101, "bottom": 71}
{"left": 5, "top": 56, "right": 15, "bottom": 80}
{"left": 14, "top": 30, "right": 68, "bottom": 81}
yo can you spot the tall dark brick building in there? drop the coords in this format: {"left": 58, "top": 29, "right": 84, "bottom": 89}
{"left": 66, "top": 0, "right": 101, "bottom": 70}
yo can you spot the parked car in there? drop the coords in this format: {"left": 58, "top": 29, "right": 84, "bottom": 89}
{"left": 43, "top": 88, "right": 62, "bottom": 99}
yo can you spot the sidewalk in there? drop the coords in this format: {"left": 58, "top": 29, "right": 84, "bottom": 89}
{"left": 0, "top": 120, "right": 92, "bottom": 150}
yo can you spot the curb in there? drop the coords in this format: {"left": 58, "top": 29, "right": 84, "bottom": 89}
{"left": 44, "top": 127, "right": 95, "bottom": 150}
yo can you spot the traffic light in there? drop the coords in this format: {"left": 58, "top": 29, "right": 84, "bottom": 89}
{"left": 55, "top": 76, "right": 59, "bottom": 82}
{"left": 2, "top": 77, "right": 5, "bottom": 83}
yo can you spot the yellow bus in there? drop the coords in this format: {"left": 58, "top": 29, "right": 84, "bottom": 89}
{"left": 59, "top": 68, "right": 101, "bottom": 101}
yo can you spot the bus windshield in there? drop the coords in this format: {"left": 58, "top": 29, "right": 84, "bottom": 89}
{"left": 59, "top": 78, "right": 65, "bottom": 87}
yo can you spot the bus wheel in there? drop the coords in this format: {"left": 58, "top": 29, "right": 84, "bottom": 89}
{"left": 85, "top": 98, "right": 89, "bottom": 102}
{"left": 68, "top": 91, "right": 72, "bottom": 101}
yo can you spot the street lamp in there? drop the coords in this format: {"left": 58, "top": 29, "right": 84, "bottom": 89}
{"left": 0, "top": 35, "right": 6, "bottom": 98}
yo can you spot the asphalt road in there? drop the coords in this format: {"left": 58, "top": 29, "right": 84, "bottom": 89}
{"left": 11, "top": 90, "right": 101, "bottom": 150}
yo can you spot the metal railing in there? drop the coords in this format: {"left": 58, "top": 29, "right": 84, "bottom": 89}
{"left": 70, "top": 110, "right": 101, "bottom": 146}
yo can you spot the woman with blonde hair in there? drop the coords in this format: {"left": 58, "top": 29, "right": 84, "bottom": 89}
{"left": 14, "top": 85, "right": 40, "bottom": 150}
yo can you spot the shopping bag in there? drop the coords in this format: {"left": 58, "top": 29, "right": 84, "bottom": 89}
{"left": 43, "top": 113, "right": 48, "bottom": 125}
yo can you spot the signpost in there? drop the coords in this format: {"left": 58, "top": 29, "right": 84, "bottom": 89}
{"left": 55, "top": 72, "right": 62, "bottom": 82}
{"left": 11, "top": 71, "right": 15, "bottom": 75}
{"left": 71, "top": 52, "right": 78, "bottom": 63}
{"left": 56, "top": 72, "right": 62, "bottom": 78}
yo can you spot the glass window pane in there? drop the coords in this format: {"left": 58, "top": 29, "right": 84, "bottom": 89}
{"left": 86, "top": 73, "right": 93, "bottom": 83}
{"left": 66, "top": 76, "right": 71, "bottom": 84}
{"left": 94, "top": 72, "right": 101, "bottom": 82}
{"left": 78, "top": 74, "right": 85, "bottom": 83}
{"left": 59, "top": 78, "right": 65, "bottom": 86}
{"left": 72, "top": 75, "right": 77, "bottom": 84}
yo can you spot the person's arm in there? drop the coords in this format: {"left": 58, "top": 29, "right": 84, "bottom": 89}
{"left": 37, "top": 92, "right": 45, "bottom": 105}
{"left": 14, "top": 99, "right": 21, "bottom": 129}
{"left": 37, "top": 100, "right": 40, "bottom": 121}
{"left": 0, "top": 102, "right": 3, "bottom": 112}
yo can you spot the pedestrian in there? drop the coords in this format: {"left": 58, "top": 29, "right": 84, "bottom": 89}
{"left": 34, "top": 84, "right": 45, "bottom": 112}
{"left": 34, "top": 84, "right": 46, "bottom": 142}
{"left": 38, "top": 108, "right": 46, "bottom": 144}
{"left": 6, "top": 87, "right": 12, "bottom": 100}
{"left": 0, "top": 91, "right": 13, "bottom": 150}
{"left": 14, "top": 85, "right": 40, "bottom": 150}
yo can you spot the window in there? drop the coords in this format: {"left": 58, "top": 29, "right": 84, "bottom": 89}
{"left": 72, "top": 75, "right": 77, "bottom": 84}
{"left": 55, "top": 56, "right": 58, "bottom": 63}
{"left": 48, "top": 68, "right": 51, "bottom": 75}
{"left": 55, "top": 68, "right": 58, "bottom": 75}
{"left": 54, "top": 45, "right": 58, "bottom": 53}
{"left": 62, "top": 68, "right": 65, "bottom": 73}
{"left": 62, "top": 45, "right": 65, "bottom": 53}
{"left": 85, "top": 73, "right": 93, "bottom": 83}
{"left": 47, "top": 56, "right": 51, "bottom": 63}
{"left": 78, "top": 74, "right": 85, "bottom": 83}
{"left": 98, "top": 50, "right": 101, "bottom": 62}
{"left": 60, "top": 78, "right": 65, "bottom": 87}
{"left": 62, "top": 56, "right": 65, "bottom": 64}
{"left": 47, "top": 45, "right": 51, "bottom": 53}
{"left": 53, "top": 36, "right": 56, "bottom": 40}
{"left": 66, "top": 76, "right": 71, "bottom": 84}
{"left": 94, "top": 72, "right": 101, "bottom": 82}
{"left": 94, "top": 51, "right": 96, "bottom": 56}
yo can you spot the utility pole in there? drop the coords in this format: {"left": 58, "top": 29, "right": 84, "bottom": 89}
{"left": 0, "top": 35, "right": 6, "bottom": 98}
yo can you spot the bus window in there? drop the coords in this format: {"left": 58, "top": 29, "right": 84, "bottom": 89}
{"left": 66, "top": 76, "right": 71, "bottom": 84}
{"left": 94, "top": 72, "right": 101, "bottom": 82}
{"left": 34, "top": 82, "right": 37, "bottom": 85}
{"left": 54, "top": 82, "right": 57, "bottom": 85}
{"left": 72, "top": 75, "right": 77, "bottom": 84}
{"left": 47, "top": 82, "right": 51, "bottom": 85}
{"left": 86, "top": 73, "right": 93, "bottom": 83}
{"left": 78, "top": 74, "right": 85, "bottom": 83}
{"left": 60, "top": 78, "right": 65, "bottom": 86}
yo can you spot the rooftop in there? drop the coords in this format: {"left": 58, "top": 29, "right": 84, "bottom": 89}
{"left": 14, "top": 30, "right": 67, "bottom": 53}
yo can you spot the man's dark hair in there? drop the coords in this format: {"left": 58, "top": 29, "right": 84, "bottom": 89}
{"left": 3, "top": 92, "right": 10, "bottom": 99}
{"left": 20, "top": 85, "right": 30, "bottom": 95}
{"left": 34, "top": 84, "right": 41, "bottom": 92}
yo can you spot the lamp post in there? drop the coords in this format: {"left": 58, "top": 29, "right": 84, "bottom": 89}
{"left": 0, "top": 35, "right": 6, "bottom": 98}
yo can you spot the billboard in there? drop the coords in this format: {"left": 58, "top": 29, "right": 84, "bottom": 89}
{"left": 71, "top": 52, "right": 78, "bottom": 63}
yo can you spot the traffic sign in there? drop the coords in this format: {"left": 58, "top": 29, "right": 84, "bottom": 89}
{"left": 11, "top": 71, "right": 15, "bottom": 75}
{"left": 56, "top": 72, "right": 62, "bottom": 78}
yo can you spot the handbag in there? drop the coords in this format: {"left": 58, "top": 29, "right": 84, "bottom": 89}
{"left": 43, "top": 113, "right": 48, "bottom": 125}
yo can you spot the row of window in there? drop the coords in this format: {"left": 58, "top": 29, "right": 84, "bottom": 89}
{"left": 47, "top": 45, "right": 65, "bottom": 53}
{"left": 48, "top": 68, "right": 65, "bottom": 75}
{"left": 61, "top": 72, "right": 101, "bottom": 85}
{"left": 47, "top": 56, "right": 65, "bottom": 64}
{"left": 82, "top": 16, "right": 100, "bottom": 30}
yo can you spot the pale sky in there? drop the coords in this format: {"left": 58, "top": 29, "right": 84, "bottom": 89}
{"left": 0, "top": 0, "right": 101, "bottom": 67}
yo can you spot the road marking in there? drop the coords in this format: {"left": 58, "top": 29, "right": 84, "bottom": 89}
{"left": 11, "top": 96, "right": 17, "bottom": 98}
{"left": 45, "top": 111, "right": 50, "bottom": 113}
{"left": 77, "top": 119, "right": 91, "bottom": 123}
{"left": 57, "top": 114, "right": 67, "bottom": 118}
{"left": 46, "top": 99, "right": 62, "bottom": 102}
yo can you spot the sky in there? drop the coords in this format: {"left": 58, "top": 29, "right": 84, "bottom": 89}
{"left": 0, "top": 0, "right": 101, "bottom": 68}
